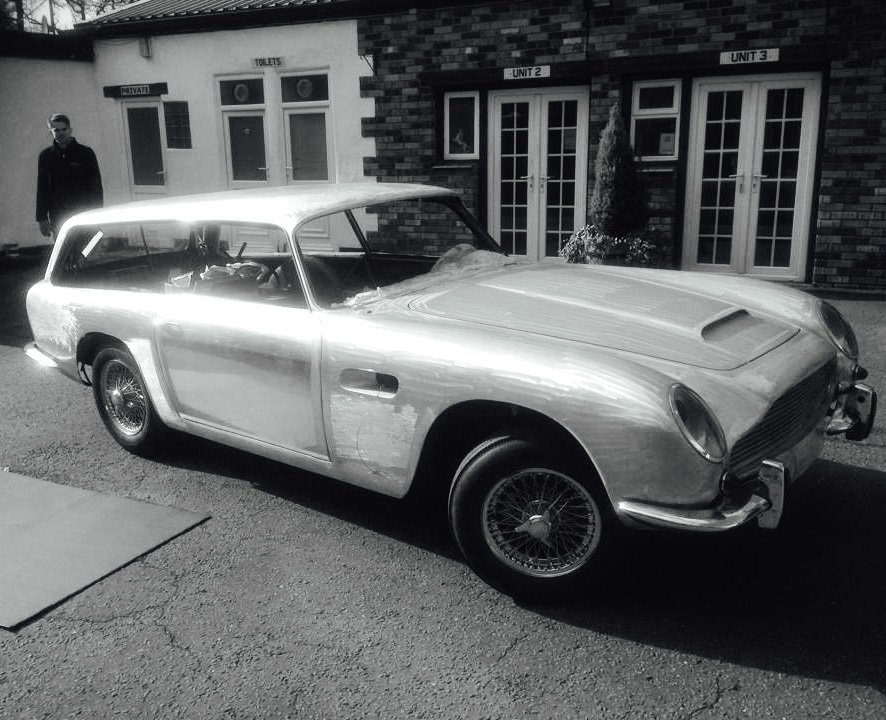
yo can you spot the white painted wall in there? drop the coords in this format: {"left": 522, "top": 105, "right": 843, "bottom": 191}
{"left": 0, "top": 57, "right": 100, "bottom": 249}
{"left": 92, "top": 20, "right": 375, "bottom": 205}
{"left": 1, "top": 20, "right": 375, "bottom": 250}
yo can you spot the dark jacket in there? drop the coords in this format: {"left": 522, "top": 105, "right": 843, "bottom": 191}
{"left": 35, "top": 139, "right": 103, "bottom": 229}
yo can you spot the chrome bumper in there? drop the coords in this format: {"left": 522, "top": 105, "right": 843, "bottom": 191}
{"left": 827, "top": 382, "right": 877, "bottom": 441}
{"left": 617, "top": 459, "right": 785, "bottom": 533}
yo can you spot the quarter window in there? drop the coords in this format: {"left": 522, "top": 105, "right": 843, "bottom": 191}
{"left": 631, "top": 80, "right": 682, "bottom": 161}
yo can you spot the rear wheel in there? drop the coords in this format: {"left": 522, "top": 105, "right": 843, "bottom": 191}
{"left": 92, "top": 346, "right": 163, "bottom": 455}
{"left": 449, "top": 437, "right": 611, "bottom": 601}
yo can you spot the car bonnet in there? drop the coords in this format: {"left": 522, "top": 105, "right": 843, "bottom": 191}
{"left": 406, "top": 263, "right": 799, "bottom": 370}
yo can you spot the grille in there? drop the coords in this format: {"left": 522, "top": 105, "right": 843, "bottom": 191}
{"left": 727, "top": 361, "right": 835, "bottom": 479}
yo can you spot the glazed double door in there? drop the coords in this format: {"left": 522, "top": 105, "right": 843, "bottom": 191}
{"left": 489, "top": 88, "right": 589, "bottom": 261}
{"left": 683, "top": 74, "right": 821, "bottom": 279}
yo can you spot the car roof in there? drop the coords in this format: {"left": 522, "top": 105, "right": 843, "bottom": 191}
{"left": 63, "top": 182, "right": 459, "bottom": 231}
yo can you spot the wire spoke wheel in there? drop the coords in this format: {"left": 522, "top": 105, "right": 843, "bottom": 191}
{"left": 92, "top": 346, "right": 163, "bottom": 454}
{"left": 101, "top": 359, "right": 148, "bottom": 436}
{"left": 482, "top": 468, "right": 601, "bottom": 578}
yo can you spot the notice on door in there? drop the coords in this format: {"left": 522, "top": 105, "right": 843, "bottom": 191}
{"left": 720, "top": 48, "right": 780, "bottom": 65}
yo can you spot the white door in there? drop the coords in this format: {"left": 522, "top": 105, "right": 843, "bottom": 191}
{"left": 123, "top": 102, "right": 166, "bottom": 197}
{"left": 682, "top": 74, "right": 820, "bottom": 279}
{"left": 488, "top": 88, "right": 589, "bottom": 260}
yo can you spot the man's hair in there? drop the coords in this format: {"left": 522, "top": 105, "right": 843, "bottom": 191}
{"left": 47, "top": 113, "right": 71, "bottom": 127}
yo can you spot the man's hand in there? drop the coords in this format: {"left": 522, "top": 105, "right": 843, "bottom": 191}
{"left": 39, "top": 220, "right": 51, "bottom": 237}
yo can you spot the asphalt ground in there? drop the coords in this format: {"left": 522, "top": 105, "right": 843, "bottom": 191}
{"left": 1, "top": 250, "right": 884, "bottom": 719}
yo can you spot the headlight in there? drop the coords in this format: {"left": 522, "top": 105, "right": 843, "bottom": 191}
{"left": 818, "top": 301, "right": 859, "bottom": 359}
{"left": 669, "top": 384, "right": 726, "bottom": 462}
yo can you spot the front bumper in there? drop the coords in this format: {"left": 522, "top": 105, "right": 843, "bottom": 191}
{"left": 617, "top": 381, "right": 877, "bottom": 534}
{"left": 827, "top": 382, "right": 877, "bottom": 441}
{"left": 618, "top": 459, "right": 785, "bottom": 532}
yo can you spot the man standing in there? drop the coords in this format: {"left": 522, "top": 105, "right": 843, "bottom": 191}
{"left": 35, "top": 113, "right": 103, "bottom": 237}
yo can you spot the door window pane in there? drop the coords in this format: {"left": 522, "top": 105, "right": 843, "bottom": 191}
{"left": 753, "top": 87, "right": 805, "bottom": 267}
{"left": 545, "top": 100, "right": 580, "bottom": 256}
{"left": 498, "top": 101, "right": 531, "bottom": 256}
{"left": 229, "top": 115, "right": 266, "bottom": 181}
{"left": 220, "top": 79, "right": 264, "bottom": 106}
{"left": 695, "top": 90, "right": 742, "bottom": 266}
{"left": 127, "top": 107, "right": 164, "bottom": 186}
{"left": 289, "top": 113, "right": 329, "bottom": 181}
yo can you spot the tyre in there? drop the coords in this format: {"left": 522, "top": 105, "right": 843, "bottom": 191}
{"left": 92, "top": 346, "right": 164, "bottom": 455}
{"left": 449, "top": 437, "right": 611, "bottom": 601}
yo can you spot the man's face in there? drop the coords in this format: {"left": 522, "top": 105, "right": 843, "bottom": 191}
{"left": 49, "top": 121, "right": 73, "bottom": 148}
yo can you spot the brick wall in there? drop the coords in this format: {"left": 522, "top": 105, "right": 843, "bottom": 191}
{"left": 358, "top": 0, "right": 588, "bottom": 219}
{"left": 358, "top": 0, "right": 886, "bottom": 290}
{"left": 814, "top": 0, "right": 886, "bottom": 290}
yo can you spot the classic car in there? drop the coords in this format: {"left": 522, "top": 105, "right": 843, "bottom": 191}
{"left": 25, "top": 182, "right": 877, "bottom": 599}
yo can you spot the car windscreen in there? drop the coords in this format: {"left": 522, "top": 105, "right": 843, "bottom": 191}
{"left": 296, "top": 196, "right": 498, "bottom": 256}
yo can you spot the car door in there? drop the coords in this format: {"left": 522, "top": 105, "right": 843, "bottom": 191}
{"left": 155, "top": 293, "right": 326, "bottom": 458}
{"left": 153, "top": 222, "right": 326, "bottom": 458}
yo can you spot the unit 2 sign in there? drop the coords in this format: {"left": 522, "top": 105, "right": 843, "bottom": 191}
{"left": 503, "top": 65, "right": 551, "bottom": 80}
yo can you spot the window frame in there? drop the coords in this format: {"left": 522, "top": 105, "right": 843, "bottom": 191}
{"left": 443, "top": 91, "right": 480, "bottom": 161}
{"left": 630, "top": 79, "right": 682, "bottom": 162}
{"left": 280, "top": 70, "right": 334, "bottom": 184}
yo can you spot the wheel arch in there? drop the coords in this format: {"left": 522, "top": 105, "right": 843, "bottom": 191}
{"left": 77, "top": 332, "right": 126, "bottom": 366}
{"left": 408, "top": 399, "right": 609, "bottom": 506}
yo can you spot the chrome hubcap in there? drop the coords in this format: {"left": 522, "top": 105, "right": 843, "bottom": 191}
{"left": 482, "top": 468, "right": 601, "bottom": 578}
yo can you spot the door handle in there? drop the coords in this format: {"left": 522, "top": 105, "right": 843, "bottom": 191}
{"left": 340, "top": 368, "right": 399, "bottom": 398}
{"left": 728, "top": 173, "right": 745, "bottom": 193}
{"left": 751, "top": 173, "right": 768, "bottom": 193}
{"left": 519, "top": 174, "right": 534, "bottom": 191}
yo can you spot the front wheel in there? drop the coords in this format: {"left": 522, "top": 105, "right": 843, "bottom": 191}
{"left": 449, "top": 437, "right": 611, "bottom": 601}
{"left": 92, "top": 346, "right": 164, "bottom": 455}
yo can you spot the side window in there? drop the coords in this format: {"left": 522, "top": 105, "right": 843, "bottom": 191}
{"left": 178, "top": 222, "right": 305, "bottom": 308}
{"left": 631, "top": 80, "right": 682, "bottom": 161}
{"left": 55, "top": 221, "right": 191, "bottom": 289}
{"left": 163, "top": 101, "right": 192, "bottom": 149}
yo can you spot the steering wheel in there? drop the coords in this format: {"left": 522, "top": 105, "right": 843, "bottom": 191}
{"left": 233, "top": 261, "right": 273, "bottom": 284}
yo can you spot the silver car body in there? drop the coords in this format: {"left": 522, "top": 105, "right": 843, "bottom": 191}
{"left": 26, "top": 183, "right": 875, "bottom": 534}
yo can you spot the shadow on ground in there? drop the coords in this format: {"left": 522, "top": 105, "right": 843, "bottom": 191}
{"left": 0, "top": 253, "right": 48, "bottom": 347}
{"left": 151, "top": 434, "right": 886, "bottom": 694}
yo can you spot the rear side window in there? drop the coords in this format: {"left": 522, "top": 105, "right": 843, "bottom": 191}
{"left": 55, "top": 222, "right": 190, "bottom": 288}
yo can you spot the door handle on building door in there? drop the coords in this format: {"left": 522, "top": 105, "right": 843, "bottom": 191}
{"left": 752, "top": 173, "right": 768, "bottom": 193}
{"left": 728, "top": 173, "right": 746, "bottom": 193}
{"left": 519, "top": 174, "right": 534, "bottom": 191}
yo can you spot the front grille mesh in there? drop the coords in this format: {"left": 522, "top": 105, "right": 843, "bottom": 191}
{"left": 727, "top": 361, "right": 835, "bottom": 479}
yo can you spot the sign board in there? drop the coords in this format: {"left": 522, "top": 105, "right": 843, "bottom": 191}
{"left": 503, "top": 65, "right": 551, "bottom": 81}
{"left": 720, "top": 48, "right": 780, "bottom": 65}
{"left": 253, "top": 57, "right": 284, "bottom": 68}
{"left": 103, "top": 83, "right": 168, "bottom": 99}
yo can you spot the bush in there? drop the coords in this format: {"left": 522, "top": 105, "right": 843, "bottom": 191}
{"left": 589, "top": 103, "right": 648, "bottom": 237}
{"left": 559, "top": 225, "right": 659, "bottom": 266}
{"left": 560, "top": 102, "right": 661, "bottom": 266}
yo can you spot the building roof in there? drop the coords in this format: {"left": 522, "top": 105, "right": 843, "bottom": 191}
{"left": 79, "top": 0, "right": 485, "bottom": 36}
